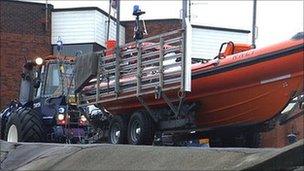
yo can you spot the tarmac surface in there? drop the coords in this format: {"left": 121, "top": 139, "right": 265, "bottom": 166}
{"left": 0, "top": 139, "right": 303, "bottom": 170}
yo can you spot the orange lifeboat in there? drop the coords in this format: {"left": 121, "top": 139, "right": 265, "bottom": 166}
{"left": 88, "top": 32, "right": 304, "bottom": 129}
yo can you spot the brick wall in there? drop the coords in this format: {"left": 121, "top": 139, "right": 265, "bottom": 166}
{"left": 121, "top": 19, "right": 182, "bottom": 43}
{"left": 260, "top": 114, "right": 303, "bottom": 148}
{"left": 0, "top": 0, "right": 53, "bottom": 109}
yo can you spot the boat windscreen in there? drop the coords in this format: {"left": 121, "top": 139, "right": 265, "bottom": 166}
{"left": 291, "top": 32, "right": 304, "bottom": 40}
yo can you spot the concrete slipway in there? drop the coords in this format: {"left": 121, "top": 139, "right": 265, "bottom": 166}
{"left": 0, "top": 139, "right": 303, "bottom": 171}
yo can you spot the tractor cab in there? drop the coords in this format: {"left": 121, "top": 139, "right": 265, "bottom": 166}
{"left": 18, "top": 56, "right": 76, "bottom": 105}
{"left": 34, "top": 56, "right": 76, "bottom": 102}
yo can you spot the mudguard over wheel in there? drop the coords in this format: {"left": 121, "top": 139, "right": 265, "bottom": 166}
{"left": 108, "top": 115, "right": 128, "bottom": 144}
{"left": 5, "top": 108, "right": 45, "bottom": 142}
{"left": 128, "top": 111, "right": 155, "bottom": 145}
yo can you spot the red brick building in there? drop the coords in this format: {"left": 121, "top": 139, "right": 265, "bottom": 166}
{"left": 0, "top": 0, "right": 53, "bottom": 108}
{"left": 121, "top": 19, "right": 182, "bottom": 43}
{"left": 260, "top": 109, "right": 303, "bottom": 147}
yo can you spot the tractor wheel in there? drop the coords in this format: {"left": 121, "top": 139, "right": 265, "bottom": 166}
{"left": 108, "top": 115, "right": 128, "bottom": 144}
{"left": 127, "top": 111, "right": 155, "bottom": 145}
{"left": 5, "top": 108, "right": 45, "bottom": 142}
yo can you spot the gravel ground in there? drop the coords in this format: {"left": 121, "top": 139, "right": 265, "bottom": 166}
{"left": 0, "top": 139, "right": 303, "bottom": 170}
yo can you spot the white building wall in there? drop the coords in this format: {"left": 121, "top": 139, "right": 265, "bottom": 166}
{"left": 52, "top": 10, "right": 125, "bottom": 47}
{"left": 191, "top": 27, "right": 250, "bottom": 59}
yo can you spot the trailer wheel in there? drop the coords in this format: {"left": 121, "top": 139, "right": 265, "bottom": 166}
{"left": 5, "top": 108, "right": 45, "bottom": 142}
{"left": 108, "top": 115, "right": 128, "bottom": 144}
{"left": 128, "top": 112, "right": 155, "bottom": 145}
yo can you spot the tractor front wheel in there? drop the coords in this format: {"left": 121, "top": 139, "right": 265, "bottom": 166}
{"left": 5, "top": 108, "right": 45, "bottom": 142}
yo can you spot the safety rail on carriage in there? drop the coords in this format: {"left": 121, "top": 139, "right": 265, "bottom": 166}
{"left": 75, "top": 24, "right": 192, "bottom": 108}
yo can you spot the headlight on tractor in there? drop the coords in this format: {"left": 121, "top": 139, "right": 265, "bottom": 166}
{"left": 79, "top": 115, "right": 88, "bottom": 126}
{"left": 57, "top": 114, "right": 65, "bottom": 121}
{"left": 57, "top": 113, "right": 66, "bottom": 125}
{"left": 35, "top": 57, "right": 44, "bottom": 65}
{"left": 80, "top": 115, "right": 87, "bottom": 122}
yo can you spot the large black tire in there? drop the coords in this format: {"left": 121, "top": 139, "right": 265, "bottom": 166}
{"left": 108, "top": 115, "right": 128, "bottom": 144}
{"left": 127, "top": 111, "right": 155, "bottom": 145}
{"left": 5, "top": 108, "right": 45, "bottom": 142}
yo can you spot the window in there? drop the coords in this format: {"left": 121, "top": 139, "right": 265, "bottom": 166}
{"left": 43, "top": 62, "right": 75, "bottom": 97}
{"left": 44, "top": 63, "right": 61, "bottom": 96}
{"left": 35, "top": 65, "right": 44, "bottom": 99}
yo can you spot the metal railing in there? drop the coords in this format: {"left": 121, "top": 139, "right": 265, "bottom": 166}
{"left": 77, "top": 29, "right": 188, "bottom": 107}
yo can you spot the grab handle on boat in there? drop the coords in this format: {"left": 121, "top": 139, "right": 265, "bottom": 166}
{"left": 214, "top": 41, "right": 235, "bottom": 59}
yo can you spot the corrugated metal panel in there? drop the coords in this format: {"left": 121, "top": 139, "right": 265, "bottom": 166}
{"left": 52, "top": 10, "right": 125, "bottom": 47}
{"left": 52, "top": 10, "right": 95, "bottom": 45}
{"left": 94, "top": 10, "right": 125, "bottom": 46}
{"left": 191, "top": 28, "right": 250, "bottom": 59}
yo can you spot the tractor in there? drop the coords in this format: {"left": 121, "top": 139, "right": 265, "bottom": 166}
{"left": 0, "top": 56, "right": 90, "bottom": 143}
